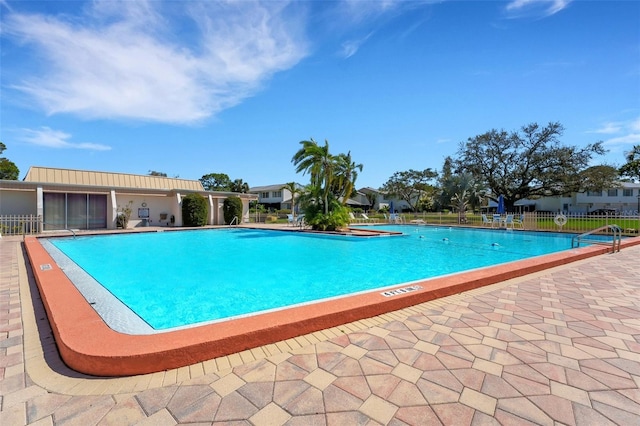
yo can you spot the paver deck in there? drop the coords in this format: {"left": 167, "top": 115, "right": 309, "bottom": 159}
{"left": 1, "top": 232, "right": 640, "bottom": 425}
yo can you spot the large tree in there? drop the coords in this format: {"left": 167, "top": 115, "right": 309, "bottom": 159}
{"left": 619, "top": 144, "right": 640, "bottom": 183}
{"left": 0, "top": 142, "right": 20, "bottom": 180}
{"left": 200, "top": 173, "right": 232, "bottom": 191}
{"left": 455, "top": 122, "right": 607, "bottom": 211}
{"left": 381, "top": 168, "right": 438, "bottom": 212}
{"left": 231, "top": 178, "right": 249, "bottom": 193}
{"left": 579, "top": 165, "right": 621, "bottom": 192}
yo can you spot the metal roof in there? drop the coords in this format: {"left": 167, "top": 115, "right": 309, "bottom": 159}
{"left": 249, "top": 184, "right": 289, "bottom": 192}
{"left": 23, "top": 167, "right": 204, "bottom": 191}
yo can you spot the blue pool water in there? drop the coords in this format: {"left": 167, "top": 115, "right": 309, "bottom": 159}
{"left": 49, "top": 226, "right": 584, "bottom": 330}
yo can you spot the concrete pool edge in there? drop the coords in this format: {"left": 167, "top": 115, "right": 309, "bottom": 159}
{"left": 24, "top": 235, "right": 640, "bottom": 377}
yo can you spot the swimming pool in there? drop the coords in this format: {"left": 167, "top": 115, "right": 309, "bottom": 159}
{"left": 46, "top": 225, "right": 588, "bottom": 332}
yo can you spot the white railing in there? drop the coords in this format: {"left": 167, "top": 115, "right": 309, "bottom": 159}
{"left": 0, "top": 214, "right": 42, "bottom": 236}
{"left": 389, "top": 211, "right": 640, "bottom": 236}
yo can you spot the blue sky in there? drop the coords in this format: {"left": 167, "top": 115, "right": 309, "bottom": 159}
{"left": 1, "top": 0, "right": 639, "bottom": 189}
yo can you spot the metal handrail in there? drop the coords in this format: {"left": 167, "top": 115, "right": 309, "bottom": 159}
{"left": 41, "top": 222, "right": 77, "bottom": 238}
{"left": 571, "top": 224, "right": 622, "bottom": 253}
{"left": 229, "top": 216, "right": 239, "bottom": 226}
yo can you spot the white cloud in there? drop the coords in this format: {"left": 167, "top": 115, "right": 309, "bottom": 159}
{"left": 340, "top": 33, "right": 373, "bottom": 58}
{"left": 604, "top": 133, "right": 640, "bottom": 146}
{"left": 17, "top": 127, "right": 111, "bottom": 151}
{"left": 589, "top": 121, "right": 624, "bottom": 135}
{"left": 598, "top": 116, "right": 640, "bottom": 150}
{"left": 332, "top": 0, "right": 434, "bottom": 58}
{"left": 505, "top": 0, "right": 572, "bottom": 18}
{"left": 3, "top": 1, "right": 309, "bottom": 124}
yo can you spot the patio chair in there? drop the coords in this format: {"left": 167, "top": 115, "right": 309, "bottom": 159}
{"left": 361, "top": 213, "right": 372, "bottom": 223}
{"left": 513, "top": 214, "right": 525, "bottom": 229}
{"left": 492, "top": 214, "right": 502, "bottom": 228}
{"left": 287, "top": 214, "right": 295, "bottom": 226}
{"left": 390, "top": 213, "right": 404, "bottom": 224}
{"left": 295, "top": 214, "right": 306, "bottom": 228}
{"left": 504, "top": 214, "right": 515, "bottom": 229}
{"left": 481, "top": 214, "right": 492, "bottom": 226}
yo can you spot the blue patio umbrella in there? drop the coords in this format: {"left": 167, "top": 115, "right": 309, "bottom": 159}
{"left": 389, "top": 201, "right": 394, "bottom": 214}
{"left": 497, "top": 195, "right": 505, "bottom": 214}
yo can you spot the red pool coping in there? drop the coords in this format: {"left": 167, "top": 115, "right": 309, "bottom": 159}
{"left": 24, "top": 234, "right": 640, "bottom": 377}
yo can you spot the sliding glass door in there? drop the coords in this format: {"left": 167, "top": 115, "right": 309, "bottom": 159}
{"left": 43, "top": 193, "right": 65, "bottom": 231}
{"left": 43, "top": 193, "right": 107, "bottom": 230}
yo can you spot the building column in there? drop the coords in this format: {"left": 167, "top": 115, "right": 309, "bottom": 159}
{"left": 109, "top": 190, "right": 117, "bottom": 229}
{"left": 208, "top": 195, "right": 215, "bottom": 225}
{"left": 174, "top": 193, "right": 183, "bottom": 226}
{"left": 36, "top": 186, "right": 44, "bottom": 232}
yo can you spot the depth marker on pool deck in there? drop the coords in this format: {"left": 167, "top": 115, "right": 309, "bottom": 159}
{"left": 381, "top": 285, "right": 423, "bottom": 297}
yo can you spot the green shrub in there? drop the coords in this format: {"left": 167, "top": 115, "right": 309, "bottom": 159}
{"left": 116, "top": 201, "right": 133, "bottom": 228}
{"left": 223, "top": 196, "right": 243, "bottom": 224}
{"left": 303, "top": 202, "right": 350, "bottom": 231}
{"left": 182, "top": 193, "right": 208, "bottom": 226}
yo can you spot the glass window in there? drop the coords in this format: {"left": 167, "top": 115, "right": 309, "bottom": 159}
{"left": 261, "top": 192, "right": 269, "bottom": 198}
{"left": 607, "top": 189, "right": 618, "bottom": 196}
{"left": 43, "top": 192, "right": 107, "bottom": 230}
{"left": 623, "top": 189, "right": 633, "bottom": 197}
{"left": 67, "top": 193, "right": 88, "bottom": 229}
{"left": 272, "top": 191, "right": 282, "bottom": 198}
{"left": 88, "top": 194, "right": 107, "bottom": 229}
{"left": 43, "top": 193, "right": 65, "bottom": 231}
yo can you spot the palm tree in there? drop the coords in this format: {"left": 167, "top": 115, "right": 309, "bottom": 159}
{"left": 291, "top": 139, "right": 335, "bottom": 214}
{"left": 333, "top": 151, "right": 363, "bottom": 206}
{"left": 231, "top": 178, "right": 249, "bottom": 193}
{"left": 281, "top": 182, "right": 303, "bottom": 219}
{"left": 450, "top": 189, "right": 470, "bottom": 224}
{"left": 441, "top": 172, "right": 485, "bottom": 213}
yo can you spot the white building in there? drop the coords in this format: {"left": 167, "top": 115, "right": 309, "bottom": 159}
{"left": 0, "top": 166, "right": 257, "bottom": 231}
{"left": 249, "top": 184, "right": 297, "bottom": 211}
{"left": 512, "top": 182, "right": 640, "bottom": 215}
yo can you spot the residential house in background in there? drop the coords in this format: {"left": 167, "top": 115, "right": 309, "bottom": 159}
{"left": 488, "top": 182, "right": 640, "bottom": 215}
{"left": 533, "top": 182, "right": 640, "bottom": 215}
{"left": 249, "top": 184, "right": 297, "bottom": 211}
{"left": 250, "top": 184, "right": 377, "bottom": 212}
{"left": 0, "top": 166, "right": 257, "bottom": 231}
{"left": 357, "top": 187, "right": 413, "bottom": 212}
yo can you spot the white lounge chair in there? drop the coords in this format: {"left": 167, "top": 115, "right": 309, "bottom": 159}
{"left": 492, "top": 214, "right": 502, "bottom": 228}
{"left": 481, "top": 214, "right": 492, "bottom": 226}
{"left": 513, "top": 214, "right": 525, "bottom": 229}
{"left": 504, "top": 214, "right": 515, "bottom": 229}
{"left": 287, "top": 214, "right": 295, "bottom": 226}
{"left": 361, "top": 213, "right": 372, "bottom": 223}
{"left": 389, "top": 213, "right": 403, "bottom": 224}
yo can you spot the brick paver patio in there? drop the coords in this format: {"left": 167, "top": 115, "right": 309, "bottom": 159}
{"left": 1, "top": 235, "right": 639, "bottom": 425}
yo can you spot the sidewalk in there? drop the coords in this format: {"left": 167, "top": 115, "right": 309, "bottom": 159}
{"left": 1, "top": 235, "right": 639, "bottom": 425}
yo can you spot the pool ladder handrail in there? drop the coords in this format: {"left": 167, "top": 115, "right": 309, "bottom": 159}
{"left": 40, "top": 221, "right": 78, "bottom": 237}
{"left": 229, "top": 216, "right": 239, "bottom": 226}
{"left": 571, "top": 224, "right": 622, "bottom": 253}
